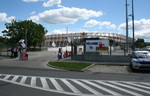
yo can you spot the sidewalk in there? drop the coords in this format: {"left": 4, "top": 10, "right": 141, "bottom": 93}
{"left": 59, "top": 57, "right": 131, "bottom": 74}
{"left": 0, "top": 55, "right": 10, "bottom": 60}
{"left": 0, "top": 52, "right": 132, "bottom": 74}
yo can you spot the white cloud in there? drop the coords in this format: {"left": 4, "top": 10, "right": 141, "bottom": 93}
{"left": 107, "top": 24, "right": 117, "bottom": 29}
{"left": 0, "top": 13, "right": 15, "bottom": 23}
{"left": 100, "top": 21, "right": 116, "bottom": 29}
{"left": 29, "top": 7, "right": 103, "bottom": 24}
{"left": 84, "top": 20, "right": 116, "bottom": 29}
{"left": 43, "top": 0, "right": 61, "bottom": 7}
{"left": 118, "top": 18, "right": 150, "bottom": 42}
{"left": 31, "top": 11, "right": 36, "bottom": 15}
{"left": 48, "top": 28, "right": 90, "bottom": 35}
{"left": 100, "top": 21, "right": 111, "bottom": 26}
{"left": 22, "top": 0, "right": 39, "bottom": 2}
{"left": 84, "top": 19, "right": 100, "bottom": 27}
{"left": 51, "top": 29, "right": 66, "bottom": 34}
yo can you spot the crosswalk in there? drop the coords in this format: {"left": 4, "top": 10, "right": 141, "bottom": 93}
{"left": 0, "top": 74, "right": 150, "bottom": 96}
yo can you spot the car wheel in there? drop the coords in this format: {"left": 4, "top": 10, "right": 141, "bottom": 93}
{"left": 130, "top": 63, "right": 136, "bottom": 72}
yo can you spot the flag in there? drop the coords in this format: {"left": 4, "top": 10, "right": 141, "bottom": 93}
{"left": 67, "top": 37, "right": 71, "bottom": 43}
{"left": 21, "top": 43, "right": 26, "bottom": 48}
{"left": 19, "top": 39, "right": 25, "bottom": 43}
{"left": 52, "top": 41, "right": 56, "bottom": 47}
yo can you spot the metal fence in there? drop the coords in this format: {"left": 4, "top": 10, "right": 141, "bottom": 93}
{"left": 75, "top": 43, "right": 133, "bottom": 56}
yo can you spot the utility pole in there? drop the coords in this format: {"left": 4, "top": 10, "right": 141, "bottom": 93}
{"left": 125, "top": 0, "right": 129, "bottom": 52}
{"left": 66, "top": 26, "right": 68, "bottom": 51}
{"left": 132, "top": 0, "right": 135, "bottom": 50}
{"left": 26, "top": 29, "right": 27, "bottom": 48}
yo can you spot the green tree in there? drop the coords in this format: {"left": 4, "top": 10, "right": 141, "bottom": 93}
{"left": 0, "top": 37, "right": 7, "bottom": 48}
{"left": 2, "top": 20, "right": 47, "bottom": 48}
{"left": 134, "top": 38, "right": 146, "bottom": 48}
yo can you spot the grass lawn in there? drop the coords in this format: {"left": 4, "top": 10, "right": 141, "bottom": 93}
{"left": 48, "top": 61, "right": 92, "bottom": 71}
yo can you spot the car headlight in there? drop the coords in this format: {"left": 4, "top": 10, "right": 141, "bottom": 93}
{"left": 132, "top": 60, "right": 139, "bottom": 64}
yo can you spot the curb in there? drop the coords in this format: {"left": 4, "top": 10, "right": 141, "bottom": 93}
{"left": 47, "top": 63, "right": 84, "bottom": 72}
{"left": 47, "top": 61, "right": 92, "bottom": 72}
{"left": 82, "top": 63, "right": 95, "bottom": 71}
{"left": 95, "top": 62, "right": 130, "bottom": 66}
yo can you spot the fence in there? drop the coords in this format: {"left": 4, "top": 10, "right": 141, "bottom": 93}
{"left": 75, "top": 43, "right": 133, "bottom": 56}
{"left": 71, "top": 42, "right": 133, "bottom": 62}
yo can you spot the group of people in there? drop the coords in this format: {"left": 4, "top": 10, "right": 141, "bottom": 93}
{"left": 57, "top": 48, "right": 71, "bottom": 60}
{"left": 19, "top": 48, "right": 28, "bottom": 60}
{"left": 11, "top": 47, "right": 19, "bottom": 58}
{"left": 11, "top": 47, "right": 28, "bottom": 60}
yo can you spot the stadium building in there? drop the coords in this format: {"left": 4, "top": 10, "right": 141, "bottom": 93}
{"left": 42, "top": 32, "right": 133, "bottom": 47}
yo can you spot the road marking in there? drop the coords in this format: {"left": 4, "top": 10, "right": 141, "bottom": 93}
{"left": 71, "top": 79, "right": 102, "bottom": 95}
{"left": 81, "top": 80, "right": 122, "bottom": 96}
{"left": 61, "top": 79, "right": 81, "bottom": 94}
{"left": 31, "top": 77, "right": 36, "bottom": 86}
{"left": 0, "top": 73, "right": 150, "bottom": 96}
{"left": 109, "top": 81, "right": 150, "bottom": 95}
{"left": 122, "top": 82, "right": 150, "bottom": 90}
{"left": 3, "top": 75, "right": 11, "bottom": 80}
{"left": 20, "top": 76, "right": 27, "bottom": 84}
{"left": 40, "top": 78, "right": 49, "bottom": 89}
{"left": 95, "top": 81, "right": 144, "bottom": 96}
{"left": 11, "top": 76, "right": 19, "bottom": 82}
{"left": 49, "top": 78, "right": 64, "bottom": 91}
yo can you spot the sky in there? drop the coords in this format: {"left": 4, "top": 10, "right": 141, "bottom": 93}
{"left": 0, "top": 0, "right": 150, "bottom": 41}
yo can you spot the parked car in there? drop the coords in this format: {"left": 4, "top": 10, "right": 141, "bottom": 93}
{"left": 130, "top": 51, "right": 150, "bottom": 71}
{"left": 146, "top": 46, "right": 150, "bottom": 51}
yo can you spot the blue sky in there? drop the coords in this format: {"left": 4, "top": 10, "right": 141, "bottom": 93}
{"left": 0, "top": 0, "right": 150, "bottom": 41}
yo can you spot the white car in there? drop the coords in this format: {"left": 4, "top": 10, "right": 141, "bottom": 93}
{"left": 130, "top": 51, "right": 150, "bottom": 70}
{"left": 146, "top": 46, "right": 150, "bottom": 51}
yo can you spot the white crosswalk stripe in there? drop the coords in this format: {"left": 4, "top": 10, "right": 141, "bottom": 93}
{"left": 40, "top": 78, "right": 50, "bottom": 89}
{"left": 61, "top": 79, "right": 82, "bottom": 94}
{"left": 11, "top": 76, "right": 19, "bottom": 82}
{"left": 81, "top": 80, "right": 122, "bottom": 96}
{"left": 49, "top": 78, "right": 64, "bottom": 91}
{"left": 109, "top": 81, "right": 150, "bottom": 95}
{"left": 0, "top": 74, "right": 150, "bottom": 96}
{"left": 20, "top": 76, "right": 27, "bottom": 84}
{"left": 95, "top": 80, "right": 144, "bottom": 96}
{"left": 31, "top": 77, "right": 36, "bottom": 86}
{"left": 71, "top": 79, "right": 102, "bottom": 95}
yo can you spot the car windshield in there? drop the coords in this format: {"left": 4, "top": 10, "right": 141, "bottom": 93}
{"left": 133, "top": 52, "right": 150, "bottom": 58}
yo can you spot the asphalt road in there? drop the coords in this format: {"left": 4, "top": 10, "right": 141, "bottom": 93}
{"left": 0, "top": 51, "right": 150, "bottom": 96}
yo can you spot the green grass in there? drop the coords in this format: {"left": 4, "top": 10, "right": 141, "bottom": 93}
{"left": 48, "top": 62, "right": 92, "bottom": 71}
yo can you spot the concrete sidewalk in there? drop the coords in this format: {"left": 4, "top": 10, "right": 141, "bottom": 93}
{"left": 0, "top": 52, "right": 132, "bottom": 74}
{"left": 0, "top": 51, "right": 58, "bottom": 70}
{"left": 59, "top": 57, "right": 131, "bottom": 74}
{"left": 0, "top": 55, "right": 10, "bottom": 60}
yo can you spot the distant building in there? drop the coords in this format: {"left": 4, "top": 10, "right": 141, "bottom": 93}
{"left": 42, "top": 32, "right": 133, "bottom": 47}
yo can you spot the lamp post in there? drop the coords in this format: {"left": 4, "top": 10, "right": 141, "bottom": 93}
{"left": 132, "top": 0, "right": 135, "bottom": 50}
{"left": 125, "top": 0, "right": 129, "bottom": 53}
{"left": 66, "top": 26, "right": 68, "bottom": 51}
{"left": 26, "top": 29, "right": 27, "bottom": 48}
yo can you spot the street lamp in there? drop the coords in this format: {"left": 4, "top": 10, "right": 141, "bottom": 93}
{"left": 132, "top": 0, "right": 135, "bottom": 50}
{"left": 128, "top": 0, "right": 135, "bottom": 50}
{"left": 125, "top": 0, "right": 129, "bottom": 53}
{"left": 26, "top": 29, "right": 27, "bottom": 48}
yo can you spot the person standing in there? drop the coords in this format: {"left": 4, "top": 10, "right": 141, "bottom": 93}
{"left": 11, "top": 47, "right": 14, "bottom": 58}
{"left": 26, "top": 48, "right": 28, "bottom": 60}
{"left": 58, "top": 48, "right": 61, "bottom": 60}
{"left": 19, "top": 48, "right": 23, "bottom": 60}
{"left": 22, "top": 48, "right": 26, "bottom": 60}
